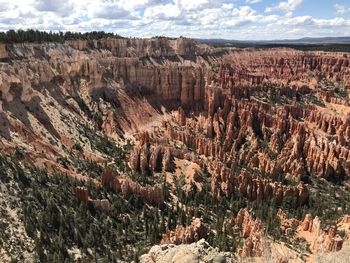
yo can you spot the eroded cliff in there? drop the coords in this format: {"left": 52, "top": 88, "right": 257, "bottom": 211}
{"left": 2, "top": 38, "right": 350, "bottom": 262}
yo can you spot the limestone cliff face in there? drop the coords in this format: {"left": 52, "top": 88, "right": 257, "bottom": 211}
{"left": 66, "top": 37, "right": 212, "bottom": 57}
{"left": 231, "top": 209, "right": 345, "bottom": 259}
{"left": 1, "top": 41, "right": 349, "bottom": 181}
{"left": 1, "top": 41, "right": 211, "bottom": 109}
{"left": 74, "top": 186, "right": 89, "bottom": 204}
{"left": 130, "top": 143, "right": 176, "bottom": 174}
{"left": 275, "top": 210, "right": 345, "bottom": 254}
{"left": 0, "top": 39, "right": 220, "bottom": 176}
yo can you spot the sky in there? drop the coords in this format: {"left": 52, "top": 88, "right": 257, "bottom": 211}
{"left": 0, "top": 0, "right": 349, "bottom": 40}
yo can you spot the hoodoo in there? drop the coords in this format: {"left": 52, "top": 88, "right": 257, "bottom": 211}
{"left": 1, "top": 30, "right": 350, "bottom": 263}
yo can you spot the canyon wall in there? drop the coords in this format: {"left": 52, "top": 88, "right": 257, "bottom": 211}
{"left": 1, "top": 38, "right": 350, "bottom": 262}
{"left": 65, "top": 37, "right": 213, "bottom": 57}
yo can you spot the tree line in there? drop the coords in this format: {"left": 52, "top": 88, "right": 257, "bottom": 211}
{"left": 0, "top": 29, "right": 123, "bottom": 44}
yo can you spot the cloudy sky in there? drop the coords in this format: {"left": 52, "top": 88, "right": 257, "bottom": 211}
{"left": 0, "top": 0, "right": 349, "bottom": 40}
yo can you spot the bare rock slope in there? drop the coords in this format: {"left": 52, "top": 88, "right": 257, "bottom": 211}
{"left": 140, "top": 239, "right": 236, "bottom": 263}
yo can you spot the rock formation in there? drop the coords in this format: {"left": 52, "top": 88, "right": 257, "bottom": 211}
{"left": 1, "top": 40, "right": 349, "bottom": 183}
{"left": 118, "top": 176, "right": 164, "bottom": 205}
{"left": 130, "top": 143, "right": 175, "bottom": 174}
{"left": 2, "top": 38, "right": 350, "bottom": 262}
{"left": 140, "top": 239, "right": 236, "bottom": 263}
{"left": 74, "top": 187, "right": 89, "bottom": 204}
{"left": 0, "top": 43, "right": 8, "bottom": 59}
{"left": 338, "top": 215, "right": 350, "bottom": 231}
{"left": 74, "top": 187, "right": 110, "bottom": 213}
{"left": 231, "top": 209, "right": 265, "bottom": 258}
{"left": 298, "top": 214, "right": 343, "bottom": 253}
{"left": 161, "top": 218, "right": 210, "bottom": 245}
{"left": 168, "top": 94, "right": 350, "bottom": 182}
{"left": 277, "top": 209, "right": 301, "bottom": 232}
{"left": 101, "top": 170, "right": 164, "bottom": 205}
{"left": 66, "top": 37, "right": 212, "bottom": 58}
{"left": 208, "top": 161, "right": 309, "bottom": 204}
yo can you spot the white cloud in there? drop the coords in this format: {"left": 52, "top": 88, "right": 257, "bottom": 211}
{"left": 220, "top": 6, "right": 257, "bottom": 27}
{"left": 278, "top": 0, "right": 303, "bottom": 12}
{"left": 144, "top": 3, "right": 181, "bottom": 20}
{"left": 265, "top": 7, "right": 273, "bottom": 13}
{"left": 313, "top": 17, "right": 350, "bottom": 27}
{"left": 0, "top": 0, "right": 349, "bottom": 40}
{"left": 246, "top": 0, "right": 262, "bottom": 4}
{"left": 335, "top": 4, "right": 350, "bottom": 14}
{"left": 34, "top": 0, "right": 75, "bottom": 17}
{"left": 92, "top": 5, "right": 136, "bottom": 19}
{"left": 277, "top": 16, "right": 313, "bottom": 26}
{"left": 175, "top": 0, "right": 222, "bottom": 11}
{"left": 233, "top": 6, "right": 257, "bottom": 17}
{"left": 80, "top": 0, "right": 139, "bottom": 20}
{"left": 0, "top": 0, "right": 11, "bottom": 12}
{"left": 118, "top": 0, "right": 163, "bottom": 10}
{"left": 265, "top": 0, "right": 302, "bottom": 14}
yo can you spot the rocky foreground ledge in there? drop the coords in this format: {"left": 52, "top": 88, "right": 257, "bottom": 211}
{"left": 140, "top": 239, "right": 236, "bottom": 263}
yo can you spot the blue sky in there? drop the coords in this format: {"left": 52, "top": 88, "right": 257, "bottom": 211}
{"left": 0, "top": 0, "right": 349, "bottom": 40}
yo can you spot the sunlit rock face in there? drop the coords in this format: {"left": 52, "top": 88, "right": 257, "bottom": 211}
{"left": 2, "top": 38, "right": 350, "bottom": 262}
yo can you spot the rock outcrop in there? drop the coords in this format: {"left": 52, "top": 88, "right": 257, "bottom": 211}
{"left": 338, "top": 215, "right": 350, "bottom": 235}
{"left": 1, "top": 40, "right": 350, "bottom": 184}
{"left": 3, "top": 38, "right": 350, "bottom": 263}
{"left": 140, "top": 239, "right": 236, "bottom": 263}
{"left": 168, "top": 94, "right": 350, "bottom": 182}
{"left": 277, "top": 209, "right": 301, "bottom": 232}
{"left": 298, "top": 214, "right": 343, "bottom": 253}
{"left": 231, "top": 209, "right": 265, "bottom": 258}
{"left": 161, "top": 218, "right": 210, "bottom": 245}
{"left": 208, "top": 161, "right": 309, "bottom": 204}
{"left": 0, "top": 43, "right": 8, "bottom": 59}
{"left": 74, "top": 187, "right": 110, "bottom": 213}
{"left": 130, "top": 143, "right": 174, "bottom": 174}
{"left": 101, "top": 170, "right": 164, "bottom": 205}
{"left": 74, "top": 187, "right": 89, "bottom": 204}
{"left": 66, "top": 37, "right": 212, "bottom": 58}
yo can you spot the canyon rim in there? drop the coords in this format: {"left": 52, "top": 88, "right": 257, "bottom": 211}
{"left": 1, "top": 1, "right": 350, "bottom": 263}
